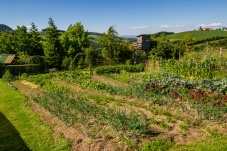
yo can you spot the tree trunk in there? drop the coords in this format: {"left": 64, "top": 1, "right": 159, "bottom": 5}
{"left": 70, "top": 52, "right": 83, "bottom": 69}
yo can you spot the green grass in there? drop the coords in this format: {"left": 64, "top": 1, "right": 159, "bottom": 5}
{"left": 168, "top": 30, "right": 227, "bottom": 41}
{"left": 0, "top": 80, "right": 71, "bottom": 151}
{"left": 0, "top": 112, "right": 30, "bottom": 151}
{"left": 170, "top": 134, "right": 227, "bottom": 151}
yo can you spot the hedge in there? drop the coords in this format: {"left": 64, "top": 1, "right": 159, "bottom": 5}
{"left": 0, "top": 64, "right": 44, "bottom": 78}
{"left": 95, "top": 63, "right": 145, "bottom": 74}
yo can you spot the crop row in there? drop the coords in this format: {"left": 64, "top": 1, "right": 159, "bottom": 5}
{"left": 158, "top": 58, "right": 217, "bottom": 79}
{"left": 32, "top": 90, "right": 149, "bottom": 138}
{"left": 22, "top": 70, "right": 227, "bottom": 120}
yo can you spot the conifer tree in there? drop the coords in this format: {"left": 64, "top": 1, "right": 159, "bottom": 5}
{"left": 44, "top": 18, "right": 63, "bottom": 68}
{"left": 29, "top": 22, "right": 43, "bottom": 56}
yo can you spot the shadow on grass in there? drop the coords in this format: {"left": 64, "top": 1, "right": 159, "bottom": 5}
{"left": 0, "top": 112, "right": 30, "bottom": 151}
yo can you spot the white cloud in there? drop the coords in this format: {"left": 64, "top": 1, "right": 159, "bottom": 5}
{"left": 160, "top": 25, "right": 173, "bottom": 28}
{"left": 175, "top": 25, "right": 185, "bottom": 28}
{"left": 210, "top": 23, "right": 222, "bottom": 26}
{"left": 131, "top": 26, "right": 150, "bottom": 29}
{"left": 26, "top": 25, "right": 32, "bottom": 29}
{"left": 195, "top": 23, "right": 222, "bottom": 27}
{"left": 160, "top": 25, "right": 186, "bottom": 28}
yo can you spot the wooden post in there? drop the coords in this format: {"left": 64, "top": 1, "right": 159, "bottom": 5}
{"left": 89, "top": 63, "right": 93, "bottom": 76}
{"left": 219, "top": 47, "right": 222, "bottom": 58}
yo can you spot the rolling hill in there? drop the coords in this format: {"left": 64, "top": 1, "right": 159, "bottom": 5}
{"left": 0, "top": 24, "right": 13, "bottom": 32}
{"left": 167, "top": 30, "right": 227, "bottom": 41}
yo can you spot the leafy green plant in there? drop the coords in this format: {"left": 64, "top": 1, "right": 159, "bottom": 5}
{"left": 2, "top": 69, "right": 13, "bottom": 82}
{"left": 141, "top": 140, "right": 172, "bottom": 151}
{"left": 19, "top": 73, "right": 29, "bottom": 80}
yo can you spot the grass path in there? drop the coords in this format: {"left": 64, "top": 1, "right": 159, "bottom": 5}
{"left": 0, "top": 80, "right": 71, "bottom": 151}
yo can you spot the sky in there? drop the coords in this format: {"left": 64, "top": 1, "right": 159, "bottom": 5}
{"left": 1, "top": 0, "right": 227, "bottom": 36}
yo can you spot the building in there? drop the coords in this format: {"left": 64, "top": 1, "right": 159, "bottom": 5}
{"left": 134, "top": 34, "right": 151, "bottom": 51}
{"left": 204, "top": 28, "right": 213, "bottom": 31}
{"left": 133, "top": 34, "right": 151, "bottom": 63}
{"left": 0, "top": 54, "right": 17, "bottom": 65}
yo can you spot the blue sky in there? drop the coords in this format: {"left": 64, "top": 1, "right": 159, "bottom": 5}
{"left": 1, "top": 0, "right": 227, "bottom": 35}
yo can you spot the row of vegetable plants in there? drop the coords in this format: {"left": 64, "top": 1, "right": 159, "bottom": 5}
{"left": 21, "top": 70, "right": 227, "bottom": 121}
{"left": 32, "top": 89, "right": 150, "bottom": 138}
{"left": 19, "top": 72, "right": 153, "bottom": 140}
{"left": 158, "top": 58, "right": 217, "bottom": 79}
{"left": 95, "top": 63, "right": 145, "bottom": 74}
{"left": 140, "top": 72, "right": 227, "bottom": 120}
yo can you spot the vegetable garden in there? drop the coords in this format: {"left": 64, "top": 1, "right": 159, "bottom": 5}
{"left": 7, "top": 57, "right": 226, "bottom": 150}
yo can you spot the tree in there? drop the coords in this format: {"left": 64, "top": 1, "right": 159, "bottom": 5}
{"left": 180, "top": 33, "right": 195, "bottom": 51}
{"left": 29, "top": 22, "right": 43, "bottom": 56}
{"left": 98, "top": 26, "right": 120, "bottom": 64}
{"left": 179, "top": 33, "right": 195, "bottom": 59}
{"left": 14, "top": 26, "right": 30, "bottom": 54}
{"left": 61, "top": 22, "right": 89, "bottom": 69}
{"left": 99, "top": 26, "right": 133, "bottom": 64}
{"left": 199, "top": 26, "right": 204, "bottom": 31}
{"left": 85, "top": 43, "right": 102, "bottom": 75}
{"left": 0, "top": 30, "right": 15, "bottom": 54}
{"left": 44, "top": 18, "right": 63, "bottom": 68}
{"left": 117, "top": 38, "right": 133, "bottom": 64}
{"left": 150, "top": 34, "right": 174, "bottom": 59}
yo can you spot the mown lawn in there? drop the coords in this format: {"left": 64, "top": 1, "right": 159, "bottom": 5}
{"left": 0, "top": 80, "right": 71, "bottom": 151}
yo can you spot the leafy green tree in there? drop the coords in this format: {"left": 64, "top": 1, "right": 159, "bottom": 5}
{"left": 29, "top": 22, "right": 43, "bottom": 56}
{"left": 150, "top": 34, "right": 174, "bottom": 59}
{"left": 117, "top": 38, "right": 133, "bottom": 64}
{"left": 180, "top": 33, "right": 195, "bottom": 52}
{"left": 99, "top": 26, "right": 133, "bottom": 64}
{"left": 179, "top": 33, "right": 195, "bottom": 59}
{"left": 44, "top": 18, "right": 63, "bottom": 68}
{"left": 14, "top": 26, "right": 30, "bottom": 54}
{"left": 0, "top": 30, "right": 15, "bottom": 54}
{"left": 61, "top": 22, "right": 89, "bottom": 68}
{"left": 85, "top": 43, "right": 102, "bottom": 75}
{"left": 98, "top": 26, "right": 120, "bottom": 64}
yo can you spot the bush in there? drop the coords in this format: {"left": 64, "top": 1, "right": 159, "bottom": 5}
{"left": 19, "top": 73, "right": 29, "bottom": 80}
{"left": 95, "top": 64, "right": 145, "bottom": 75}
{"left": 0, "top": 64, "right": 44, "bottom": 78}
{"left": 2, "top": 69, "right": 13, "bottom": 82}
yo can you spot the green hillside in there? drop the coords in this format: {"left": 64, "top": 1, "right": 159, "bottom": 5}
{"left": 88, "top": 34, "right": 100, "bottom": 42}
{"left": 167, "top": 30, "right": 227, "bottom": 41}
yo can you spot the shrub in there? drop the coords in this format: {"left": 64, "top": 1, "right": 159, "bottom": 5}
{"left": 19, "top": 73, "right": 29, "bottom": 80}
{"left": 0, "top": 64, "right": 44, "bottom": 77}
{"left": 2, "top": 69, "right": 13, "bottom": 82}
{"left": 95, "top": 63, "right": 145, "bottom": 74}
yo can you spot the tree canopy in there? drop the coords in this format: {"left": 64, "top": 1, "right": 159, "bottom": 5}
{"left": 98, "top": 26, "right": 133, "bottom": 64}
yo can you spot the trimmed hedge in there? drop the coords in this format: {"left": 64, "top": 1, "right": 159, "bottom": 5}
{"left": 0, "top": 64, "right": 44, "bottom": 78}
{"left": 95, "top": 63, "right": 145, "bottom": 74}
